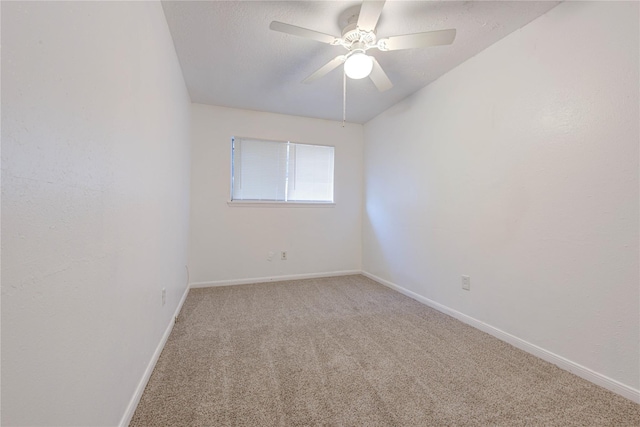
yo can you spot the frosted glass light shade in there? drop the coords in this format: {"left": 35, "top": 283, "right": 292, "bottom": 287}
{"left": 344, "top": 53, "right": 373, "bottom": 79}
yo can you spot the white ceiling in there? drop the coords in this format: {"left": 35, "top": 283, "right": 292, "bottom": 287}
{"left": 162, "top": 1, "right": 559, "bottom": 124}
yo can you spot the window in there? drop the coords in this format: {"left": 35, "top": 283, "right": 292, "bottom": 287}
{"left": 231, "top": 137, "right": 334, "bottom": 203}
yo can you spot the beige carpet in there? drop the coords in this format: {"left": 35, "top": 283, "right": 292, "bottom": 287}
{"left": 130, "top": 275, "right": 640, "bottom": 426}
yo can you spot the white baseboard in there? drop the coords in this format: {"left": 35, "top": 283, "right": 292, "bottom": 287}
{"left": 118, "top": 284, "right": 191, "bottom": 427}
{"left": 189, "top": 270, "right": 361, "bottom": 289}
{"left": 361, "top": 271, "right": 640, "bottom": 404}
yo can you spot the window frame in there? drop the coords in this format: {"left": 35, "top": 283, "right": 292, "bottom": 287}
{"left": 228, "top": 136, "right": 336, "bottom": 207}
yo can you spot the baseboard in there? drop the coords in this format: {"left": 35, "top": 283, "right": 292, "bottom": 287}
{"left": 118, "top": 284, "right": 191, "bottom": 427}
{"left": 189, "top": 270, "right": 361, "bottom": 288}
{"left": 361, "top": 271, "right": 640, "bottom": 404}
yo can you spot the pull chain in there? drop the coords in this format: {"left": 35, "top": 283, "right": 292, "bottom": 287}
{"left": 342, "top": 70, "right": 346, "bottom": 127}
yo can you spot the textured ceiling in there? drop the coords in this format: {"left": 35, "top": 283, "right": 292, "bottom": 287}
{"left": 162, "top": 1, "right": 559, "bottom": 124}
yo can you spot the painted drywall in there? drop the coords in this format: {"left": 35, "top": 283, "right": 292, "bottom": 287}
{"left": 363, "top": 0, "right": 639, "bottom": 393}
{"left": 1, "top": 2, "right": 191, "bottom": 426}
{"left": 189, "top": 104, "right": 362, "bottom": 285}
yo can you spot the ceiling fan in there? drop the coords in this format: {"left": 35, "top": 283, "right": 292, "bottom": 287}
{"left": 269, "top": 0, "right": 457, "bottom": 92}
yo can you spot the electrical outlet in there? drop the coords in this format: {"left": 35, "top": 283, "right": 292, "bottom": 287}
{"left": 162, "top": 288, "right": 166, "bottom": 305}
{"left": 462, "top": 276, "right": 470, "bottom": 291}
{"left": 281, "top": 251, "right": 287, "bottom": 260}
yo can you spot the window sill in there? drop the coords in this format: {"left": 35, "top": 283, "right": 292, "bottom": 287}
{"left": 227, "top": 201, "right": 335, "bottom": 208}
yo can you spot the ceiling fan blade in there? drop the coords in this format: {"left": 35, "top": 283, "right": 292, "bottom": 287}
{"left": 381, "top": 29, "right": 456, "bottom": 51}
{"left": 369, "top": 57, "right": 393, "bottom": 92}
{"left": 303, "top": 55, "right": 346, "bottom": 84}
{"left": 357, "top": 0, "right": 386, "bottom": 32}
{"left": 270, "top": 21, "right": 338, "bottom": 44}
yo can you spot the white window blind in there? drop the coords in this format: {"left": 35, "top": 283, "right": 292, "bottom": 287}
{"left": 232, "top": 137, "right": 334, "bottom": 203}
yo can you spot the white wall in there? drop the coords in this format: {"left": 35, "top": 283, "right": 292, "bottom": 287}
{"left": 1, "top": 2, "right": 191, "bottom": 426}
{"left": 189, "top": 104, "right": 362, "bottom": 285}
{"left": 363, "top": 0, "right": 639, "bottom": 394}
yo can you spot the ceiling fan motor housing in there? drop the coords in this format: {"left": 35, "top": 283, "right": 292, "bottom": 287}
{"left": 341, "top": 20, "right": 377, "bottom": 49}
{"left": 342, "top": 28, "right": 376, "bottom": 49}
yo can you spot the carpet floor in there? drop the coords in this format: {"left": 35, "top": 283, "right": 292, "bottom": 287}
{"left": 130, "top": 275, "right": 640, "bottom": 426}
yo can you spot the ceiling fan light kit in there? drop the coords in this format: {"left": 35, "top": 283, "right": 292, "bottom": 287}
{"left": 344, "top": 51, "right": 373, "bottom": 79}
{"left": 269, "top": 0, "right": 457, "bottom": 121}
